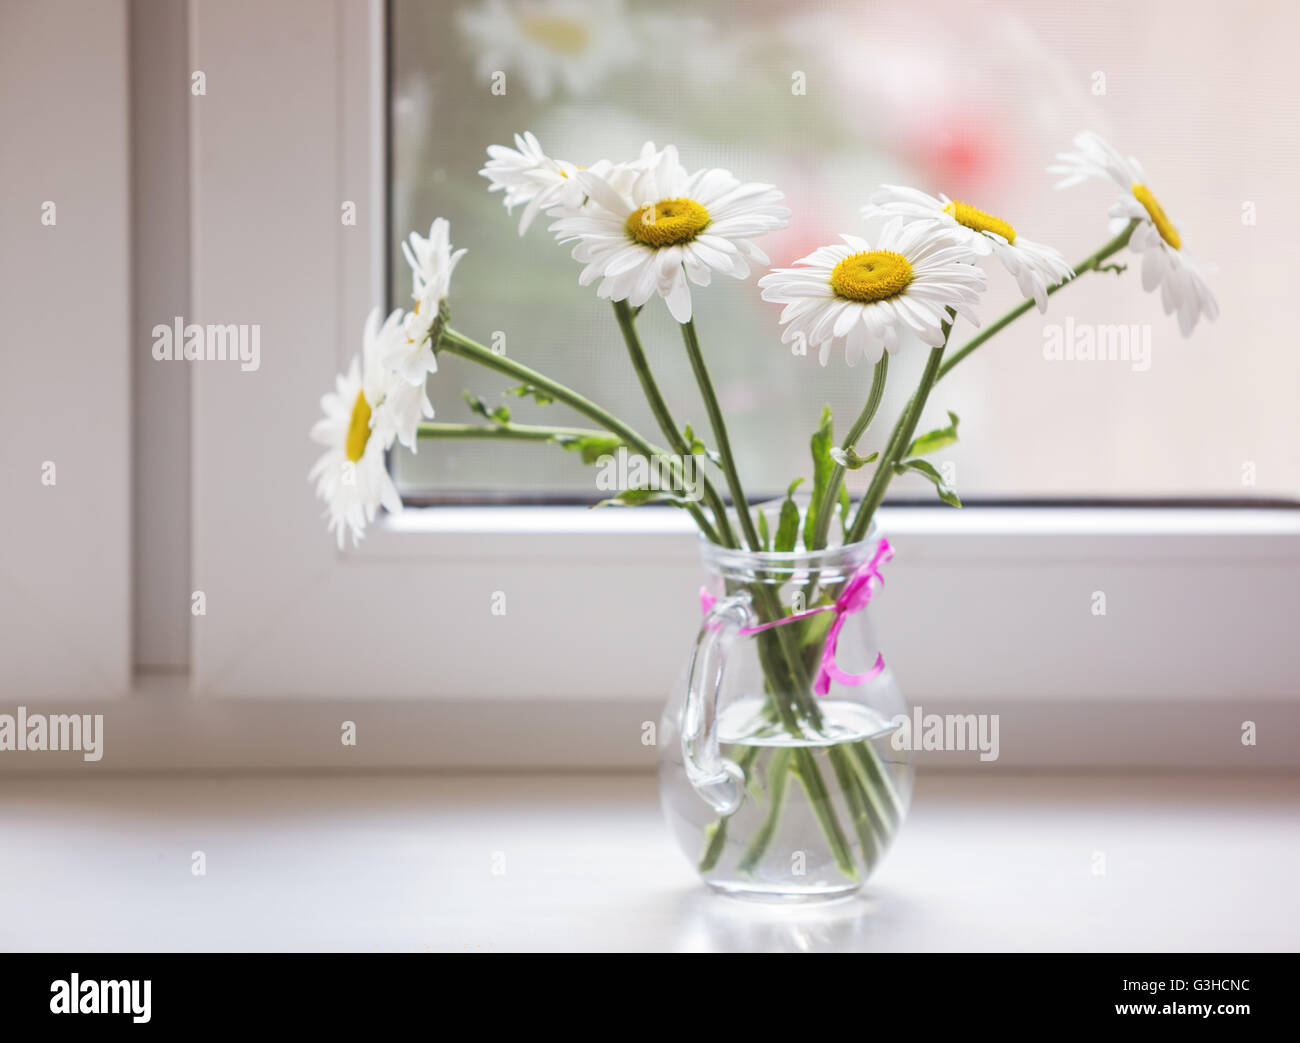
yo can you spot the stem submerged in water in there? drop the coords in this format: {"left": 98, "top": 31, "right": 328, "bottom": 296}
{"left": 698, "top": 743, "right": 761, "bottom": 873}
{"left": 791, "top": 748, "right": 858, "bottom": 881}
{"left": 737, "top": 748, "right": 793, "bottom": 875}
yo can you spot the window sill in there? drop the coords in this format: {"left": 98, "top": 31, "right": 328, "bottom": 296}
{"left": 2, "top": 770, "right": 1295, "bottom": 951}
{"left": 353, "top": 502, "right": 1300, "bottom": 560}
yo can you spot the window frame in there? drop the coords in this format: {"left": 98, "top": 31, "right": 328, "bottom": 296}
{"left": 1, "top": 0, "right": 132, "bottom": 700}
{"left": 188, "top": 0, "right": 1300, "bottom": 717}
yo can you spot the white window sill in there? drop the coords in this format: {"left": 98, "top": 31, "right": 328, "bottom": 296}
{"left": 3, "top": 771, "right": 1295, "bottom": 951}
{"left": 376, "top": 502, "right": 1300, "bottom": 537}
{"left": 355, "top": 502, "right": 1300, "bottom": 559}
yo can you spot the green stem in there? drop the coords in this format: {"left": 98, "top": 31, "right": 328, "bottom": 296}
{"left": 439, "top": 327, "right": 720, "bottom": 543}
{"left": 847, "top": 315, "right": 954, "bottom": 544}
{"left": 737, "top": 748, "right": 793, "bottom": 875}
{"left": 612, "top": 301, "right": 737, "bottom": 547}
{"left": 848, "top": 742, "right": 903, "bottom": 832}
{"left": 792, "top": 748, "right": 858, "bottom": 881}
{"left": 829, "top": 742, "right": 882, "bottom": 873}
{"left": 676, "top": 318, "right": 832, "bottom": 738}
{"left": 697, "top": 820, "right": 728, "bottom": 876}
{"left": 845, "top": 222, "right": 1139, "bottom": 544}
{"left": 710, "top": 227, "right": 1138, "bottom": 886}
{"left": 698, "top": 743, "right": 761, "bottom": 872}
{"left": 809, "top": 353, "right": 889, "bottom": 552}
{"left": 936, "top": 221, "right": 1136, "bottom": 382}
{"left": 678, "top": 319, "right": 763, "bottom": 553}
{"left": 415, "top": 421, "right": 609, "bottom": 442}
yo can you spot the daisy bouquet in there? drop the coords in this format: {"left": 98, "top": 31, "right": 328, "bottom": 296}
{"left": 311, "top": 130, "right": 1216, "bottom": 889}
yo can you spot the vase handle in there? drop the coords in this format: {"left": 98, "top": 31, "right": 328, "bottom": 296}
{"left": 681, "top": 591, "right": 752, "bottom": 816}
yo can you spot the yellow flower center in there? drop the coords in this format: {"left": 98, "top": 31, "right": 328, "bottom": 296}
{"left": 626, "top": 198, "right": 711, "bottom": 248}
{"left": 1131, "top": 183, "right": 1181, "bottom": 250}
{"left": 345, "top": 390, "right": 372, "bottom": 463}
{"left": 829, "top": 250, "right": 914, "bottom": 302}
{"left": 943, "top": 200, "right": 1016, "bottom": 243}
{"left": 519, "top": 15, "right": 590, "bottom": 54}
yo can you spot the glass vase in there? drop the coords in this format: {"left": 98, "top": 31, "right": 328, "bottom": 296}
{"left": 658, "top": 526, "right": 912, "bottom": 902}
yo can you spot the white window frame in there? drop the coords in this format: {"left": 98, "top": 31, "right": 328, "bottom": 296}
{"left": 1, "top": 0, "right": 131, "bottom": 699}
{"left": 189, "top": 0, "right": 1300, "bottom": 729}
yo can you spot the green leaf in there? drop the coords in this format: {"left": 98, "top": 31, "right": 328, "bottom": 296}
{"left": 682, "top": 423, "right": 722, "bottom": 466}
{"left": 838, "top": 482, "right": 851, "bottom": 537}
{"left": 829, "top": 447, "right": 878, "bottom": 470}
{"left": 557, "top": 433, "right": 622, "bottom": 465}
{"left": 505, "top": 383, "right": 555, "bottom": 406}
{"left": 775, "top": 477, "right": 804, "bottom": 552}
{"left": 756, "top": 506, "right": 771, "bottom": 551}
{"left": 906, "top": 410, "right": 960, "bottom": 458}
{"left": 464, "top": 392, "right": 511, "bottom": 426}
{"left": 803, "top": 405, "right": 834, "bottom": 550}
{"left": 894, "top": 458, "right": 962, "bottom": 508}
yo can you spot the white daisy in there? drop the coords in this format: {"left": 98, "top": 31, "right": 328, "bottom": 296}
{"left": 365, "top": 307, "right": 433, "bottom": 453}
{"left": 863, "top": 186, "right": 1073, "bottom": 312}
{"left": 1049, "top": 131, "right": 1218, "bottom": 336}
{"left": 758, "top": 219, "right": 987, "bottom": 366}
{"left": 480, "top": 132, "right": 617, "bottom": 235}
{"left": 401, "top": 217, "right": 466, "bottom": 307}
{"left": 309, "top": 310, "right": 404, "bottom": 548}
{"left": 393, "top": 218, "right": 465, "bottom": 380}
{"left": 549, "top": 143, "right": 790, "bottom": 323}
{"left": 456, "top": 0, "right": 631, "bottom": 102}
{"left": 380, "top": 376, "right": 434, "bottom": 454}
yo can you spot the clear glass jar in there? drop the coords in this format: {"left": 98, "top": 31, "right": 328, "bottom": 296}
{"left": 658, "top": 525, "right": 912, "bottom": 903}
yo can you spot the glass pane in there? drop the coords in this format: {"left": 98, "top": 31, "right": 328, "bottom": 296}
{"left": 389, "top": 0, "right": 1300, "bottom": 504}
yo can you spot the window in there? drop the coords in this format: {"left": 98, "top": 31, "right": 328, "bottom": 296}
{"left": 3, "top": 0, "right": 1293, "bottom": 777}
{"left": 172, "top": 0, "right": 1299, "bottom": 742}
{"left": 390, "top": 0, "right": 1300, "bottom": 504}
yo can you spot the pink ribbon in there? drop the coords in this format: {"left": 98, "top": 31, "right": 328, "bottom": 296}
{"left": 699, "top": 538, "right": 893, "bottom": 697}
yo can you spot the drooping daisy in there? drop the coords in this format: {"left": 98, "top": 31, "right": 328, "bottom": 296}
{"left": 401, "top": 217, "right": 466, "bottom": 310}
{"left": 480, "top": 132, "right": 619, "bottom": 235}
{"left": 863, "top": 186, "right": 1073, "bottom": 311}
{"left": 1049, "top": 131, "right": 1218, "bottom": 336}
{"left": 758, "top": 219, "right": 987, "bottom": 366}
{"left": 456, "top": 0, "right": 632, "bottom": 102}
{"left": 393, "top": 218, "right": 465, "bottom": 380}
{"left": 379, "top": 376, "right": 434, "bottom": 454}
{"left": 481, "top": 132, "right": 580, "bottom": 235}
{"left": 366, "top": 307, "right": 433, "bottom": 453}
{"left": 309, "top": 310, "right": 404, "bottom": 548}
{"left": 549, "top": 143, "right": 790, "bottom": 323}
